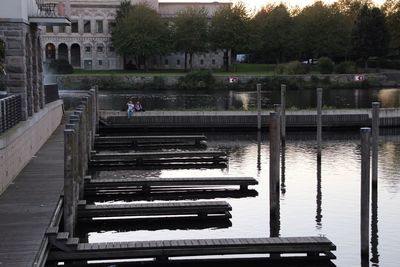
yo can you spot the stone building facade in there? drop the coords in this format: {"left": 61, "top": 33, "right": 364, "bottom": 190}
{"left": 0, "top": 0, "right": 69, "bottom": 119}
{"left": 41, "top": 0, "right": 231, "bottom": 70}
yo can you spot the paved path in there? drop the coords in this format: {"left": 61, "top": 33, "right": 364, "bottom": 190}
{"left": 0, "top": 126, "right": 64, "bottom": 267}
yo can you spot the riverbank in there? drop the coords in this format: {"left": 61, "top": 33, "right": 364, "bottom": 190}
{"left": 54, "top": 71, "right": 400, "bottom": 91}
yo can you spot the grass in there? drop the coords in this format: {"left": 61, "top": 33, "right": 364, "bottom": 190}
{"left": 70, "top": 64, "right": 277, "bottom": 76}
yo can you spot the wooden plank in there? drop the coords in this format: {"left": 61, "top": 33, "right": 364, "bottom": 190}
{"left": 0, "top": 127, "right": 64, "bottom": 266}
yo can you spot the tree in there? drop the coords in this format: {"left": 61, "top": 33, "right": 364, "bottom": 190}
{"left": 351, "top": 5, "right": 390, "bottom": 68}
{"left": 112, "top": 2, "right": 170, "bottom": 71}
{"left": 294, "top": 1, "right": 351, "bottom": 61}
{"left": 209, "top": 3, "right": 250, "bottom": 71}
{"left": 382, "top": 0, "right": 400, "bottom": 55}
{"left": 332, "top": 0, "right": 374, "bottom": 19}
{"left": 251, "top": 4, "right": 293, "bottom": 63}
{"left": 172, "top": 7, "right": 209, "bottom": 71}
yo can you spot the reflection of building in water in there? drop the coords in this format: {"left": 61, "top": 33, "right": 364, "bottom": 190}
{"left": 41, "top": 0, "right": 231, "bottom": 70}
{"left": 377, "top": 89, "right": 400, "bottom": 108}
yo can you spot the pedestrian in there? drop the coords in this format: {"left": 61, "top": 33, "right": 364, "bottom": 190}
{"left": 135, "top": 101, "right": 144, "bottom": 112}
{"left": 127, "top": 100, "right": 135, "bottom": 118}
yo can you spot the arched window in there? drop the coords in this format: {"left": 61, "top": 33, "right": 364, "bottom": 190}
{"left": 70, "top": 43, "right": 81, "bottom": 67}
{"left": 58, "top": 43, "right": 68, "bottom": 61}
{"left": 45, "top": 43, "right": 56, "bottom": 60}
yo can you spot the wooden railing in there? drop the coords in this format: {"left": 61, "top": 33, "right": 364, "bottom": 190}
{"left": 0, "top": 95, "right": 22, "bottom": 135}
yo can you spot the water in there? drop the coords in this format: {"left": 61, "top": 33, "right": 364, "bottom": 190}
{"left": 60, "top": 88, "right": 400, "bottom": 111}
{"left": 86, "top": 131, "right": 400, "bottom": 267}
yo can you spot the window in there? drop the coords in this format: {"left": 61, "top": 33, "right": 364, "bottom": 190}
{"left": 59, "top": 26, "right": 65, "bottom": 33}
{"left": 176, "top": 59, "right": 181, "bottom": 65}
{"left": 108, "top": 21, "right": 116, "bottom": 33}
{"left": 46, "top": 26, "right": 53, "bottom": 33}
{"left": 212, "top": 59, "right": 216, "bottom": 65}
{"left": 109, "top": 46, "right": 115, "bottom": 52}
{"left": 84, "top": 20, "right": 91, "bottom": 33}
{"left": 98, "top": 60, "right": 103, "bottom": 66}
{"left": 96, "top": 20, "right": 103, "bottom": 33}
{"left": 200, "top": 59, "right": 204, "bottom": 65}
{"left": 164, "top": 59, "right": 169, "bottom": 65}
{"left": 97, "top": 45, "right": 103, "bottom": 53}
{"left": 71, "top": 22, "right": 78, "bottom": 33}
{"left": 85, "top": 46, "right": 91, "bottom": 53}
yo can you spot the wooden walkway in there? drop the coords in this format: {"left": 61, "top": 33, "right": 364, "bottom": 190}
{"left": 0, "top": 126, "right": 64, "bottom": 267}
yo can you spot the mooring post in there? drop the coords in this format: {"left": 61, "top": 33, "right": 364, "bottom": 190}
{"left": 269, "top": 112, "right": 281, "bottom": 240}
{"left": 372, "top": 102, "right": 380, "bottom": 188}
{"left": 64, "top": 128, "right": 76, "bottom": 237}
{"left": 317, "top": 88, "right": 323, "bottom": 157}
{"left": 360, "top": 127, "right": 371, "bottom": 258}
{"left": 280, "top": 84, "right": 286, "bottom": 144}
{"left": 95, "top": 85, "right": 99, "bottom": 133}
{"left": 257, "top": 83, "right": 262, "bottom": 130}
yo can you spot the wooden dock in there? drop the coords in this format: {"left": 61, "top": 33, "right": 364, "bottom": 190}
{"left": 98, "top": 109, "right": 400, "bottom": 129}
{"left": 78, "top": 200, "right": 232, "bottom": 220}
{"left": 89, "top": 151, "right": 228, "bottom": 168}
{"left": 94, "top": 134, "right": 207, "bottom": 150}
{"left": 0, "top": 126, "right": 64, "bottom": 267}
{"left": 85, "top": 176, "right": 258, "bottom": 192}
{"left": 46, "top": 236, "right": 336, "bottom": 263}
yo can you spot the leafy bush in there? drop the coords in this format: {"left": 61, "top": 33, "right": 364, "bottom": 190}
{"left": 48, "top": 59, "right": 73, "bottom": 74}
{"left": 178, "top": 70, "right": 216, "bottom": 89}
{"left": 317, "top": 57, "right": 334, "bottom": 74}
{"left": 335, "top": 61, "right": 357, "bottom": 74}
{"left": 286, "top": 61, "right": 308, "bottom": 74}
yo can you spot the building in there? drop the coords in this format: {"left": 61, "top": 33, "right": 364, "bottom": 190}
{"left": 40, "top": 0, "right": 231, "bottom": 70}
{"left": 0, "top": 0, "right": 70, "bottom": 119}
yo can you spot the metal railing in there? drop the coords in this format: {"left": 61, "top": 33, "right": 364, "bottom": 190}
{"left": 0, "top": 95, "right": 22, "bottom": 135}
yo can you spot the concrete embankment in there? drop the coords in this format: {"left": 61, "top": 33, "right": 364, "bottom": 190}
{"left": 99, "top": 109, "right": 400, "bottom": 130}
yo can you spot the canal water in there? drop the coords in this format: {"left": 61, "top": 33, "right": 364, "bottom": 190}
{"left": 61, "top": 87, "right": 400, "bottom": 111}
{"left": 87, "top": 130, "right": 400, "bottom": 267}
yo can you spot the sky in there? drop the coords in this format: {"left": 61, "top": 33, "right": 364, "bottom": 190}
{"left": 160, "top": 0, "right": 386, "bottom": 12}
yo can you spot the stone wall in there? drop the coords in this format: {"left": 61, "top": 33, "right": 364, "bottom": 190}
{"left": 0, "top": 20, "right": 44, "bottom": 119}
{"left": 0, "top": 100, "right": 63, "bottom": 195}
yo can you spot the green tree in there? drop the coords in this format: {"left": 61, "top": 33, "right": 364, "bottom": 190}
{"left": 209, "top": 3, "right": 250, "bottom": 71}
{"left": 351, "top": 5, "right": 390, "bottom": 68}
{"left": 294, "top": 1, "right": 351, "bottom": 61}
{"left": 332, "top": 0, "right": 374, "bottom": 19}
{"left": 382, "top": 0, "right": 400, "bottom": 55}
{"left": 172, "top": 7, "right": 209, "bottom": 71}
{"left": 251, "top": 4, "right": 293, "bottom": 63}
{"left": 112, "top": 2, "right": 169, "bottom": 71}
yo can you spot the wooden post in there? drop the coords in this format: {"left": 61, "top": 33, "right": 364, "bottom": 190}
{"left": 372, "top": 102, "right": 379, "bottom": 188}
{"left": 316, "top": 155, "right": 322, "bottom": 229}
{"left": 95, "top": 86, "right": 99, "bottom": 133}
{"left": 269, "top": 112, "right": 280, "bottom": 238}
{"left": 280, "top": 84, "right": 286, "bottom": 144}
{"left": 64, "top": 128, "right": 76, "bottom": 237}
{"left": 317, "top": 88, "right": 323, "bottom": 157}
{"left": 257, "top": 130, "right": 261, "bottom": 173}
{"left": 257, "top": 83, "right": 262, "bottom": 130}
{"left": 360, "top": 127, "right": 371, "bottom": 258}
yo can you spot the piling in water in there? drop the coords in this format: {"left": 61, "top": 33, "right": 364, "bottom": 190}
{"left": 280, "top": 84, "right": 286, "bottom": 143}
{"left": 372, "top": 102, "right": 380, "bottom": 188}
{"left": 269, "top": 112, "right": 280, "bottom": 237}
{"left": 257, "top": 84, "right": 262, "bottom": 130}
{"left": 360, "top": 127, "right": 371, "bottom": 257}
{"left": 317, "top": 88, "right": 323, "bottom": 156}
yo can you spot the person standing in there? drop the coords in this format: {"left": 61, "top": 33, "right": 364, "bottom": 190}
{"left": 127, "top": 100, "right": 135, "bottom": 118}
